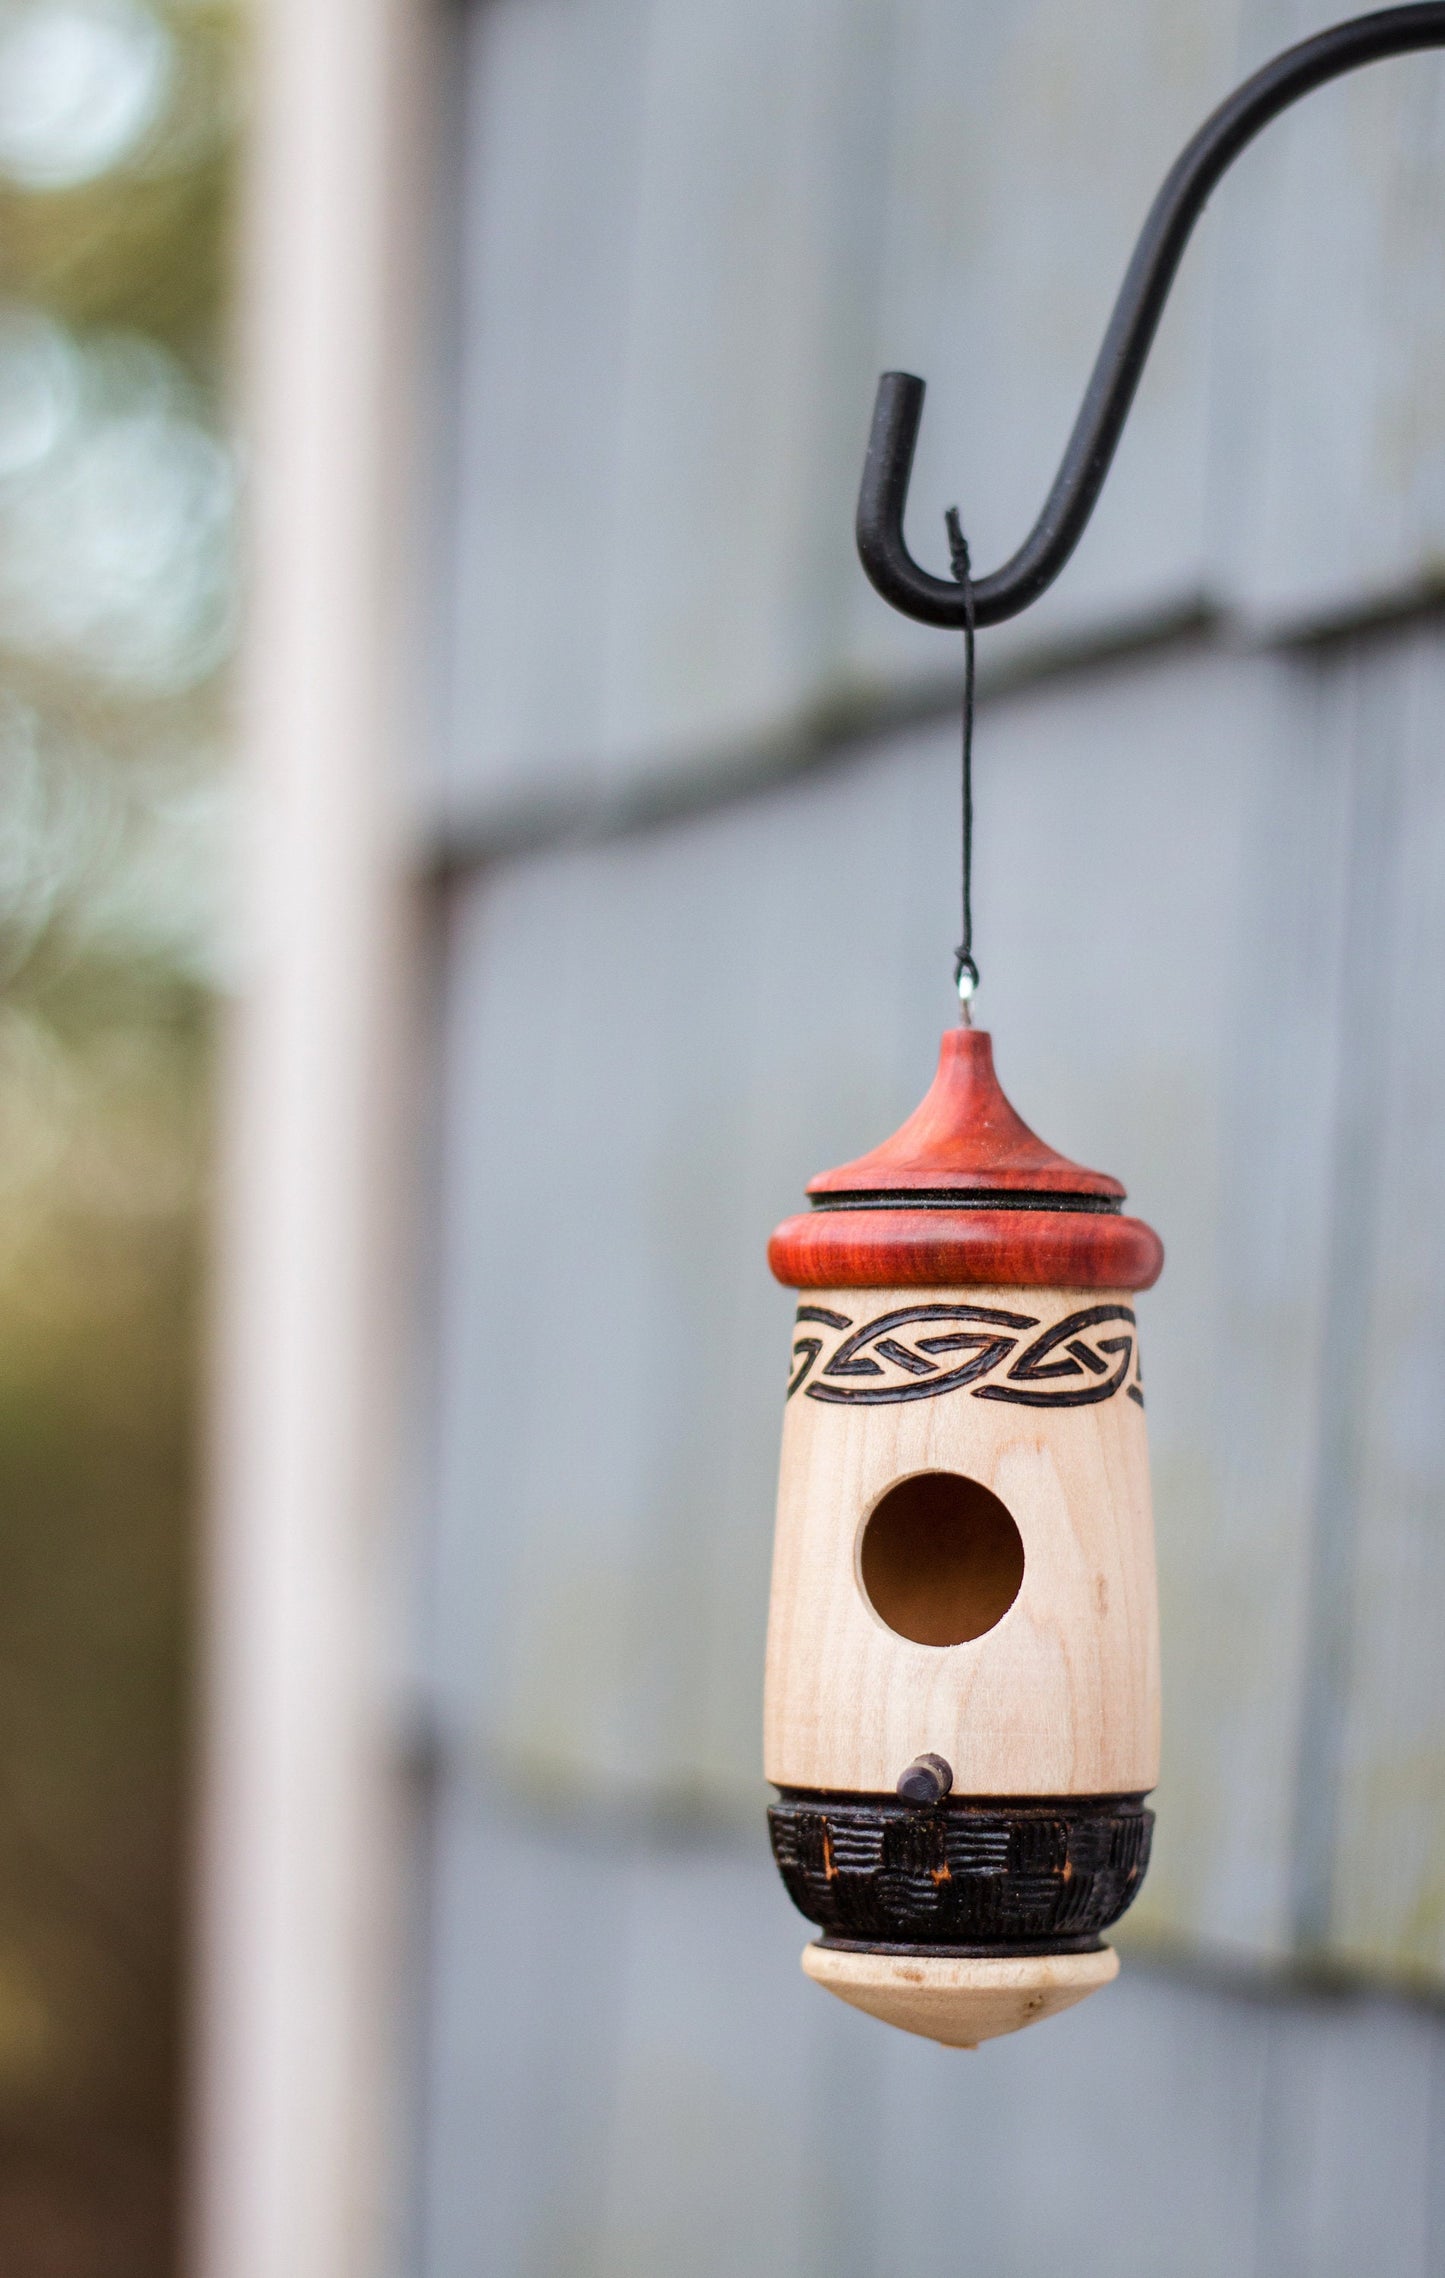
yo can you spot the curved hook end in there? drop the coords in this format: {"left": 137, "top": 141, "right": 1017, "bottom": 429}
{"left": 856, "top": 371, "right": 969, "bottom": 629}
{"left": 854, "top": 8, "right": 1445, "bottom": 633}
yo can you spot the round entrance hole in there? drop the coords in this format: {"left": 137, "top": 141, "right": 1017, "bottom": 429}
{"left": 859, "top": 1472, "right": 1025, "bottom": 1647}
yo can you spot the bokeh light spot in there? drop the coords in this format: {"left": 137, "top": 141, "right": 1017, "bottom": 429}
{"left": 0, "top": 306, "right": 79, "bottom": 477}
{"left": 0, "top": 0, "right": 173, "bottom": 190}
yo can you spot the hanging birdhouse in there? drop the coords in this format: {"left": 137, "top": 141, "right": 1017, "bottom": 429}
{"left": 750, "top": 0, "right": 1445, "bottom": 2058}
{"left": 764, "top": 1026, "right": 1163, "bottom": 2049}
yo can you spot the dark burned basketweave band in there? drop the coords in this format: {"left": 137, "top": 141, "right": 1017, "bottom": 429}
{"left": 769, "top": 1790, "right": 1153, "bottom": 1953}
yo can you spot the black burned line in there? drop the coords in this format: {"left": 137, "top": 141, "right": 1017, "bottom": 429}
{"left": 789, "top": 1300, "right": 1144, "bottom": 1411}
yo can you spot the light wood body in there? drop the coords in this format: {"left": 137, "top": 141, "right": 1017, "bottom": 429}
{"left": 802, "top": 1942, "right": 1119, "bottom": 2047}
{"left": 764, "top": 1285, "right": 1159, "bottom": 1795}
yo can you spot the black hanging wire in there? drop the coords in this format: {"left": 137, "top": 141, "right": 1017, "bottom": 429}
{"left": 944, "top": 506, "right": 978, "bottom": 1014}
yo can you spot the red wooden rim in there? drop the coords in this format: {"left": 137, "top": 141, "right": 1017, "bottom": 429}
{"left": 771, "top": 1026, "right": 1162, "bottom": 1290}
{"left": 768, "top": 1206, "right": 1164, "bottom": 1291}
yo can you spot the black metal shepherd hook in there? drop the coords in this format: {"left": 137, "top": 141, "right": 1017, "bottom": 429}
{"left": 857, "top": 2, "right": 1445, "bottom": 631}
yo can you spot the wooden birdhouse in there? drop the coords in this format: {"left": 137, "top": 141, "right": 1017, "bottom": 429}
{"left": 764, "top": 1026, "right": 1163, "bottom": 2049}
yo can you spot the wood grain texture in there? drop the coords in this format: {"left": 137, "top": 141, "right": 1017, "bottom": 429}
{"left": 807, "top": 1029, "right": 1127, "bottom": 1198}
{"left": 764, "top": 1284, "right": 1159, "bottom": 1796}
{"left": 1219, "top": 0, "right": 1445, "bottom": 634}
{"left": 772, "top": 1028, "right": 1163, "bottom": 1287}
{"left": 1319, "top": 632, "right": 1445, "bottom": 1979}
{"left": 801, "top": 1941, "right": 1119, "bottom": 2049}
{"left": 437, "top": 0, "right": 1232, "bottom": 814}
{"left": 769, "top": 1204, "right": 1163, "bottom": 1290}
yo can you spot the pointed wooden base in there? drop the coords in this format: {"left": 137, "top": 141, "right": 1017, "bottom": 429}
{"left": 801, "top": 1941, "right": 1119, "bottom": 2047}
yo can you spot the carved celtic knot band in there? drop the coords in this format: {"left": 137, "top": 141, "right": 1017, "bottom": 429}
{"left": 788, "top": 1301, "right": 1144, "bottom": 1409}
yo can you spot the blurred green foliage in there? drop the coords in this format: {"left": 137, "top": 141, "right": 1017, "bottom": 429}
{"left": 0, "top": 7, "right": 239, "bottom": 369}
{"left": 0, "top": 3, "right": 241, "bottom": 2269}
